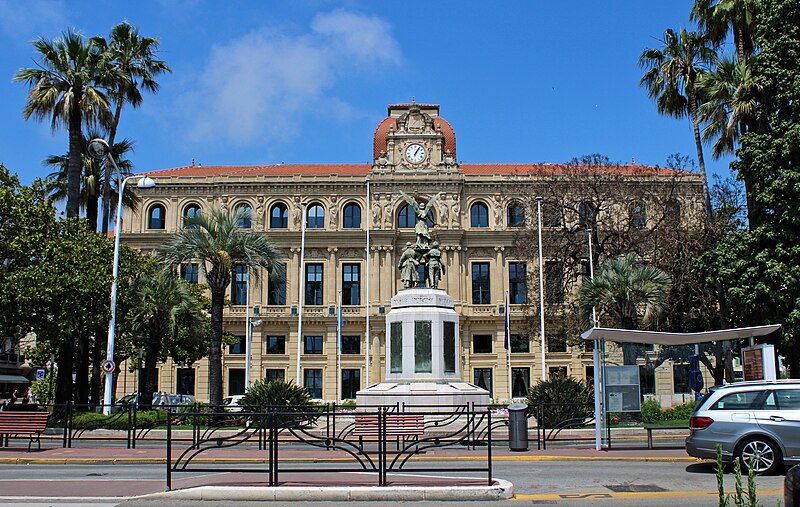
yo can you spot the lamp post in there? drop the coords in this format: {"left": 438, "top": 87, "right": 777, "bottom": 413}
{"left": 296, "top": 202, "right": 309, "bottom": 385}
{"left": 536, "top": 197, "right": 546, "bottom": 381}
{"left": 88, "top": 138, "right": 156, "bottom": 415}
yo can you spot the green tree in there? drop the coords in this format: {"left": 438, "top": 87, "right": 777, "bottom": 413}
{"left": 640, "top": 28, "right": 716, "bottom": 216}
{"left": 43, "top": 133, "right": 136, "bottom": 232}
{"left": 725, "top": 0, "right": 800, "bottom": 376}
{"left": 14, "top": 29, "right": 108, "bottom": 219}
{"left": 125, "top": 269, "right": 203, "bottom": 409}
{"left": 578, "top": 254, "right": 672, "bottom": 364}
{"left": 159, "top": 207, "right": 284, "bottom": 406}
{"left": 91, "top": 22, "right": 171, "bottom": 236}
{"left": 691, "top": 0, "right": 759, "bottom": 62}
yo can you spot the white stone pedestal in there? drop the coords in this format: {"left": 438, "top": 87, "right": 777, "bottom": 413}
{"left": 356, "top": 288, "right": 489, "bottom": 411}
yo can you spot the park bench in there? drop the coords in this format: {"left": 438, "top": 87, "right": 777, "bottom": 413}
{"left": 0, "top": 411, "right": 49, "bottom": 451}
{"left": 353, "top": 413, "right": 425, "bottom": 451}
{"left": 644, "top": 424, "right": 689, "bottom": 449}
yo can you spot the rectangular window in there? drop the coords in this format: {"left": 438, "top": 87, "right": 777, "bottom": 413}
{"left": 673, "top": 363, "right": 691, "bottom": 393}
{"left": 228, "top": 368, "right": 245, "bottom": 396}
{"left": 509, "top": 262, "right": 527, "bottom": 304}
{"left": 303, "top": 335, "right": 323, "bottom": 354}
{"left": 549, "top": 366, "right": 568, "bottom": 378}
{"left": 639, "top": 365, "right": 655, "bottom": 395}
{"left": 585, "top": 366, "right": 595, "bottom": 388}
{"left": 305, "top": 264, "right": 323, "bottom": 305}
{"left": 414, "top": 320, "right": 432, "bottom": 373}
{"left": 268, "top": 264, "right": 286, "bottom": 305}
{"left": 511, "top": 367, "right": 530, "bottom": 398}
{"left": 229, "top": 335, "right": 245, "bottom": 354}
{"left": 266, "top": 336, "right": 285, "bottom": 355}
{"left": 180, "top": 263, "right": 199, "bottom": 283}
{"left": 474, "top": 368, "right": 493, "bottom": 396}
{"left": 265, "top": 369, "right": 285, "bottom": 383}
{"left": 473, "top": 334, "right": 493, "bottom": 354}
{"left": 304, "top": 369, "right": 323, "bottom": 399}
{"left": 547, "top": 331, "right": 568, "bottom": 353}
{"left": 341, "top": 335, "right": 360, "bottom": 355}
{"left": 510, "top": 334, "right": 529, "bottom": 353}
{"left": 341, "top": 369, "right": 360, "bottom": 400}
{"left": 544, "top": 261, "right": 564, "bottom": 304}
{"left": 390, "top": 322, "right": 403, "bottom": 374}
{"left": 443, "top": 321, "right": 456, "bottom": 374}
{"left": 471, "top": 262, "right": 491, "bottom": 304}
{"left": 232, "top": 265, "right": 248, "bottom": 305}
{"left": 342, "top": 264, "right": 360, "bottom": 305}
{"left": 176, "top": 368, "right": 195, "bottom": 396}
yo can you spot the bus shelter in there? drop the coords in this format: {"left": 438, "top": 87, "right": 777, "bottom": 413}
{"left": 580, "top": 324, "right": 782, "bottom": 450}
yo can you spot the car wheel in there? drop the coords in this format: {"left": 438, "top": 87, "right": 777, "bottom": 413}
{"left": 737, "top": 436, "right": 782, "bottom": 475}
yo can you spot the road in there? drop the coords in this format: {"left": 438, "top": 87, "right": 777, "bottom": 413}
{"left": 0, "top": 458, "right": 786, "bottom": 506}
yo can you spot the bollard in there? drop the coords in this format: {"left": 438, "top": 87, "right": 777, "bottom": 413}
{"left": 786, "top": 464, "right": 800, "bottom": 507}
{"left": 507, "top": 403, "right": 529, "bottom": 451}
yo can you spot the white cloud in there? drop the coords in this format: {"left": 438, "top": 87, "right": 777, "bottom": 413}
{"left": 185, "top": 10, "right": 402, "bottom": 146}
{"left": 0, "top": 0, "right": 67, "bottom": 39}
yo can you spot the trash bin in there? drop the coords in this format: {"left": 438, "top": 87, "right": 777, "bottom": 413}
{"left": 507, "top": 403, "right": 529, "bottom": 451}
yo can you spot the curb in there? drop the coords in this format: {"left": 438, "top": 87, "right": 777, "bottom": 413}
{"left": 137, "top": 480, "right": 514, "bottom": 501}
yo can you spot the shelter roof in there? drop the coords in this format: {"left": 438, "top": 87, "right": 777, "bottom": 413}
{"left": 580, "top": 325, "right": 781, "bottom": 346}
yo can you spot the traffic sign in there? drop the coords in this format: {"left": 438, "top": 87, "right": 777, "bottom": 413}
{"left": 101, "top": 359, "right": 115, "bottom": 374}
{"left": 35, "top": 368, "right": 46, "bottom": 380}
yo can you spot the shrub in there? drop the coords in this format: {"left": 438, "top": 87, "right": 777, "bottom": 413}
{"left": 662, "top": 400, "right": 695, "bottom": 421}
{"left": 239, "top": 379, "right": 318, "bottom": 428}
{"left": 525, "top": 376, "right": 594, "bottom": 428}
{"left": 70, "top": 409, "right": 164, "bottom": 430}
{"left": 175, "top": 400, "right": 209, "bottom": 426}
{"left": 640, "top": 398, "right": 662, "bottom": 423}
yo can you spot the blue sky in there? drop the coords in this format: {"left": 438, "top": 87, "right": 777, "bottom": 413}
{"left": 0, "top": 0, "right": 737, "bottom": 186}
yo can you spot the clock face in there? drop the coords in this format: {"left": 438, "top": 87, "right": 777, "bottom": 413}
{"left": 405, "top": 144, "right": 426, "bottom": 164}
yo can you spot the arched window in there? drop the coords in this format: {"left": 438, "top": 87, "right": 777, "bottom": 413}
{"left": 397, "top": 204, "right": 433, "bottom": 229}
{"left": 507, "top": 202, "right": 525, "bottom": 228}
{"left": 343, "top": 202, "right": 361, "bottom": 229}
{"left": 664, "top": 200, "right": 680, "bottom": 225}
{"left": 578, "top": 201, "right": 596, "bottom": 229}
{"left": 630, "top": 202, "right": 647, "bottom": 229}
{"left": 306, "top": 204, "right": 325, "bottom": 229}
{"left": 542, "top": 200, "right": 562, "bottom": 228}
{"left": 147, "top": 204, "right": 166, "bottom": 230}
{"left": 470, "top": 202, "right": 489, "bottom": 228}
{"left": 270, "top": 203, "right": 288, "bottom": 229}
{"left": 234, "top": 203, "right": 252, "bottom": 229}
{"left": 183, "top": 203, "right": 201, "bottom": 228}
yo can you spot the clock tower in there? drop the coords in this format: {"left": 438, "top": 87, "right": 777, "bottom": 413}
{"left": 373, "top": 99, "right": 458, "bottom": 172}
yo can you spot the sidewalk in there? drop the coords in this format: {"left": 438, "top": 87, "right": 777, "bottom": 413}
{"left": 0, "top": 441, "right": 696, "bottom": 464}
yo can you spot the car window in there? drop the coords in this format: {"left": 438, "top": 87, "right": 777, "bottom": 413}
{"left": 762, "top": 391, "right": 776, "bottom": 408}
{"left": 711, "top": 391, "right": 763, "bottom": 410}
{"left": 776, "top": 389, "right": 800, "bottom": 410}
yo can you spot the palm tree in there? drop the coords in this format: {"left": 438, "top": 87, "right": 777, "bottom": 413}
{"left": 126, "top": 269, "right": 203, "bottom": 409}
{"left": 159, "top": 207, "right": 285, "bottom": 407}
{"left": 43, "top": 134, "right": 137, "bottom": 232}
{"left": 640, "top": 28, "right": 716, "bottom": 218}
{"left": 579, "top": 254, "right": 672, "bottom": 364}
{"left": 91, "top": 22, "right": 171, "bottom": 236}
{"left": 691, "top": 0, "right": 759, "bottom": 62}
{"left": 14, "top": 29, "right": 109, "bottom": 219}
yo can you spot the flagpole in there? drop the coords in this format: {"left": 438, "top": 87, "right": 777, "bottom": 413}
{"left": 245, "top": 267, "right": 251, "bottom": 389}
{"left": 537, "top": 197, "right": 546, "bottom": 381}
{"left": 337, "top": 289, "right": 342, "bottom": 402}
{"left": 365, "top": 180, "right": 371, "bottom": 388}
{"left": 506, "top": 291, "right": 512, "bottom": 400}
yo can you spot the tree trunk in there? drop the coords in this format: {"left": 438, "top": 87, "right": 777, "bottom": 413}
{"left": 90, "top": 334, "right": 103, "bottom": 407}
{"left": 54, "top": 341, "right": 74, "bottom": 406}
{"left": 208, "top": 287, "right": 226, "bottom": 407}
{"left": 101, "top": 100, "right": 124, "bottom": 236}
{"left": 66, "top": 98, "right": 83, "bottom": 219}
{"left": 140, "top": 344, "right": 159, "bottom": 411}
{"left": 86, "top": 194, "right": 99, "bottom": 233}
{"left": 689, "top": 94, "right": 712, "bottom": 220}
{"left": 75, "top": 332, "right": 90, "bottom": 407}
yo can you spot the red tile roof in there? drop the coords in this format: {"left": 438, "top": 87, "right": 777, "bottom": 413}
{"left": 143, "top": 162, "right": 684, "bottom": 178}
{"left": 372, "top": 115, "right": 457, "bottom": 160}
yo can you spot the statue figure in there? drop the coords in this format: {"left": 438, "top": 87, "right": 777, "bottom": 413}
{"left": 292, "top": 197, "right": 302, "bottom": 229}
{"left": 450, "top": 195, "right": 461, "bottom": 228}
{"left": 399, "top": 191, "right": 441, "bottom": 250}
{"left": 425, "top": 241, "right": 446, "bottom": 289}
{"left": 329, "top": 196, "right": 339, "bottom": 230}
{"left": 399, "top": 242, "right": 420, "bottom": 288}
{"left": 372, "top": 196, "right": 382, "bottom": 228}
{"left": 437, "top": 196, "right": 450, "bottom": 229}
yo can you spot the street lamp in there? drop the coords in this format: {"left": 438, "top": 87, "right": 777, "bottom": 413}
{"left": 88, "top": 138, "right": 156, "bottom": 415}
{"left": 536, "top": 197, "right": 546, "bottom": 381}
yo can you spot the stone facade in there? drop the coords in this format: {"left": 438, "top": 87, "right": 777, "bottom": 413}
{"left": 115, "top": 101, "right": 706, "bottom": 403}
